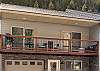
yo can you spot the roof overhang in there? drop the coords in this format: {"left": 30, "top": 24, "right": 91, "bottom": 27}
{"left": 0, "top": 9, "right": 100, "bottom": 27}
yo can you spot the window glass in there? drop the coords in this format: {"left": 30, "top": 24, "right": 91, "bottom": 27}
{"left": 22, "top": 61, "right": 28, "bottom": 65}
{"left": 12, "top": 27, "right": 23, "bottom": 47}
{"left": 25, "top": 29, "right": 34, "bottom": 48}
{"left": 7, "top": 61, "right": 12, "bottom": 65}
{"left": 37, "top": 62, "right": 42, "bottom": 65}
{"left": 50, "top": 62, "right": 56, "bottom": 71}
{"left": 30, "top": 62, "right": 35, "bottom": 65}
{"left": 25, "top": 29, "right": 33, "bottom": 36}
{"left": 15, "top": 61, "right": 20, "bottom": 65}
{"left": 71, "top": 32, "right": 81, "bottom": 51}
{"left": 12, "top": 27, "right": 23, "bottom": 36}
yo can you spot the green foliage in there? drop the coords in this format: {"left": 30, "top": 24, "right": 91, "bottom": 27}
{"left": 1, "top": 0, "right": 100, "bottom": 13}
{"left": 82, "top": 3, "right": 88, "bottom": 11}
{"left": 96, "top": 0, "right": 100, "bottom": 12}
{"left": 33, "top": 0, "right": 39, "bottom": 8}
{"left": 67, "top": 0, "right": 75, "bottom": 10}
{"left": 48, "top": 1, "right": 55, "bottom": 10}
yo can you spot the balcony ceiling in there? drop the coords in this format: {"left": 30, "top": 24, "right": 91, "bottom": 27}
{"left": 0, "top": 9, "right": 99, "bottom": 27}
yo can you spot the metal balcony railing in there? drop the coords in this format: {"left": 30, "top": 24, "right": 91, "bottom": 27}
{"left": 0, "top": 34, "right": 99, "bottom": 55}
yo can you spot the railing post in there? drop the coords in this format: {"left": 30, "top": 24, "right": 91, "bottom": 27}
{"left": 35, "top": 37, "right": 38, "bottom": 52}
{"left": 46, "top": 40, "right": 48, "bottom": 52}
{"left": 23, "top": 36, "right": 25, "bottom": 50}
{"left": 0, "top": 35, "right": 3, "bottom": 49}
{"left": 96, "top": 41, "right": 99, "bottom": 54}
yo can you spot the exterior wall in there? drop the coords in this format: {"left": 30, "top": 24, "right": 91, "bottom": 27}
{"left": 90, "top": 24, "right": 100, "bottom": 71}
{"left": 1, "top": 19, "right": 89, "bottom": 40}
{"left": 89, "top": 25, "right": 99, "bottom": 41}
{"left": 2, "top": 53, "right": 91, "bottom": 71}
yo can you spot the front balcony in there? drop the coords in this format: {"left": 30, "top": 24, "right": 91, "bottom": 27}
{"left": 0, "top": 34, "right": 99, "bottom": 56}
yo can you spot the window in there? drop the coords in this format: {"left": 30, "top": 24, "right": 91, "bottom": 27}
{"left": 12, "top": 27, "right": 23, "bottom": 36}
{"left": 12, "top": 27, "right": 34, "bottom": 48}
{"left": 71, "top": 32, "right": 81, "bottom": 51}
{"left": 25, "top": 29, "right": 34, "bottom": 48}
{"left": 72, "top": 32, "right": 81, "bottom": 39}
{"left": 6, "top": 61, "right": 12, "bottom": 65}
{"left": 15, "top": 61, "right": 20, "bottom": 65}
{"left": 25, "top": 29, "right": 33, "bottom": 36}
{"left": 37, "top": 62, "right": 42, "bottom": 65}
{"left": 30, "top": 62, "right": 35, "bottom": 65}
{"left": 22, "top": 61, "right": 28, "bottom": 65}
{"left": 12, "top": 27, "right": 23, "bottom": 47}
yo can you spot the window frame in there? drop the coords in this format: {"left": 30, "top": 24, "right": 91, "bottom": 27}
{"left": 6, "top": 61, "right": 12, "bottom": 65}
{"left": 11, "top": 26, "right": 34, "bottom": 48}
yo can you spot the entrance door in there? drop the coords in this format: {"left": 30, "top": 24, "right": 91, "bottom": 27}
{"left": 48, "top": 60, "right": 60, "bottom": 71}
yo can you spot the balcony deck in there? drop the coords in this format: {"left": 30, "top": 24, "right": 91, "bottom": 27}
{"left": 0, "top": 34, "right": 99, "bottom": 56}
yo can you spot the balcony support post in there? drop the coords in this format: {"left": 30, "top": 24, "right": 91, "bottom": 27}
{"left": 0, "top": 54, "right": 2, "bottom": 71}
{"left": 35, "top": 37, "right": 38, "bottom": 52}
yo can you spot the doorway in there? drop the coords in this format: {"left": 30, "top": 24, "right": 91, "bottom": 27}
{"left": 48, "top": 60, "right": 60, "bottom": 71}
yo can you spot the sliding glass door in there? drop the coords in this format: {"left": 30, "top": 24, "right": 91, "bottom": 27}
{"left": 12, "top": 27, "right": 33, "bottom": 48}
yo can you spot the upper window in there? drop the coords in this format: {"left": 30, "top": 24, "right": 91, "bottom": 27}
{"left": 12, "top": 27, "right": 34, "bottom": 48}
{"left": 12, "top": 27, "right": 23, "bottom": 36}
{"left": 25, "top": 29, "right": 33, "bottom": 36}
{"left": 72, "top": 32, "right": 81, "bottom": 39}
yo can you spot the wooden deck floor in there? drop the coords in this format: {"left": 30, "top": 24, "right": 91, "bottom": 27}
{"left": 0, "top": 48, "right": 98, "bottom": 57}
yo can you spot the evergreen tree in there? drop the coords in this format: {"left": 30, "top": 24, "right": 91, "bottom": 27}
{"left": 48, "top": 0, "right": 55, "bottom": 10}
{"left": 40, "top": 0, "right": 48, "bottom": 9}
{"left": 61, "top": 0, "right": 70, "bottom": 11}
{"left": 74, "top": 0, "right": 83, "bottom": 11}
{"left": 55, "top": 0, "right": 61, "bottom": 10}
{"left": 82, "top": 3, "right": 87, "bottom": 11}
{"left": 33, "top": 0, "right": 39, "bottom": 8}
{"left": 96, "top": 0, "right": 100, "bottom": 12}
{"left": 67, "top": 0, "right": 76, "bottom": 10}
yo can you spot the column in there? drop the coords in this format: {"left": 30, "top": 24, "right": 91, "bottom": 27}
{"left": 0, "top": 54, "right": 2, "bottom": 71}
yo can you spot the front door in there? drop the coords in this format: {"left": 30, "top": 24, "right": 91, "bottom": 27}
{"left": 48, "top": 60, "right": 60, "bottom": 71}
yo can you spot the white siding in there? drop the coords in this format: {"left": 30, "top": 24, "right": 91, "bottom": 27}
{"left": 1, "top": 19, "right": 89, "bottom": 40}
{"left": 90, "top": 25, "right": 100, "bottom": 70}
{"left": 90, "top": 25, "right": 99, "bottom": 40}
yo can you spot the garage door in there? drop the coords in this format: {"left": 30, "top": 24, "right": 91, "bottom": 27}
{"left": 5, "top": 60, "right": 44, "bottom": 71}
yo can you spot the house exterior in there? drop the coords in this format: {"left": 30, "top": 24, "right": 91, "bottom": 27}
{"left": 0, "top": 3, "right": 100, "bottom": 71}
